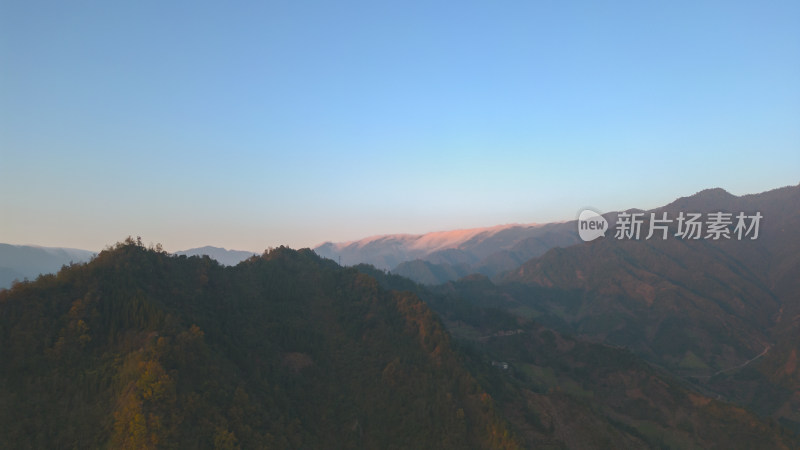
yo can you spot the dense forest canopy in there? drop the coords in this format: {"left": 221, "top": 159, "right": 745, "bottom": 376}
{"left": 0, "top": 239, "right": 518, "bottom": 449}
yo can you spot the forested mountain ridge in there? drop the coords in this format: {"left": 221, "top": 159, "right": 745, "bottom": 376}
{"left": 0, "top": 244, "right": 256, "bottom": 290}
{"left": 0, "top": 239, "right": 519, "bottom": 449}
{"left": 2, "top": 237, "right": 797, "bottom": 448}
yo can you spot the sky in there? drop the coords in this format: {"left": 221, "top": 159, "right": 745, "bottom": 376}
{"left": 1, "top": 0, "right": 798, "bottom": 252}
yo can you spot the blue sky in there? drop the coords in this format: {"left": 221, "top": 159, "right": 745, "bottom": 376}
{"left": 2, "top": 0, "right": 798, "bottom": 252}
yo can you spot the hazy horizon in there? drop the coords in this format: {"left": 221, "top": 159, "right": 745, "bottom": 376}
{"left": 1, "top": 182, "right": 795, "bottom": 254}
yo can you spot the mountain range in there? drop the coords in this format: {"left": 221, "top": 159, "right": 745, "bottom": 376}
{"left": 2, "top": 239, "right": 796, "bottom": 448}
{"left": 497, "top": 184, "right": 800, "bottom": 432}
{"left": 314, "top": 221, "right": 580, "bottom": 284}
{"left": 316, "top": 185, "right": 798, "bottom": 287}
{"left": 2, "top": 184, "right": 799, "bottom": 446}
{"left": 315, "top": 183, "right": 800, "bottom": 433}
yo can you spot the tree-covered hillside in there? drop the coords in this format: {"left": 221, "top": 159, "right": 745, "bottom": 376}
{"left": 0, "top": 239, "right": 518, "bottom": 449}
{"left": 357, "top": 266, "right": 800, "bottom": 449}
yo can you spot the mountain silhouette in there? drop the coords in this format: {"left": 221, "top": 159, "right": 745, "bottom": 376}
{"left": 0, "top": 244, "right": 95, "bottom": 289}
{"left": 175, "top": 246, "right": 257, "bottom": 266}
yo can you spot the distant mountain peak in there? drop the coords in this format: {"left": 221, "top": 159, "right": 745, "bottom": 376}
{"left": 175, "top": 246, "right": 257, "bottom": 266}
{"left": 187, "top": 245, "right": 239, "bottom": 253}
{"left": 0, "top": 244, "right": 96, "bottom": 289}
{"left": 691, "top": 187, "right": 735, "bottom": 199}
{"left": 661, "top": 187, "right": 738, "bottom": 212}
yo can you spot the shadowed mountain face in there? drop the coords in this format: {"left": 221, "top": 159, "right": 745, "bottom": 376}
{"left": 358, "top": 266, "right": 800, "bottom": 449}
{"left": 0, "top": 244, "right": 95, "bottom": 289}
{"left": 315, "top": 222, "right": 580, "bottom": 284}
{"left": 477, "top": 322, "right": 798, "bottom": 449}
{"left": 498, "top": 184, "right": 800, "bottom": 430}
